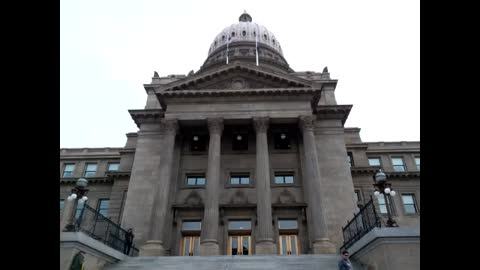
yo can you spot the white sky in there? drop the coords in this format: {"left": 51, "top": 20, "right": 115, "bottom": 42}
{"left": 61, "top": 0, "right": 419, "bottom": 148}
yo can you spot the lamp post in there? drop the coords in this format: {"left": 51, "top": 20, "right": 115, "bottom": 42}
{"left": 63, "top": 178, "right": 89, "bottom": 232}
{"left": 373, "top": 170, "right": 398, "bottom": 227}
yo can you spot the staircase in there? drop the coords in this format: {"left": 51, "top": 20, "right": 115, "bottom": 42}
{"left": 104, "top": 255, "right": 364, "bottom": 270}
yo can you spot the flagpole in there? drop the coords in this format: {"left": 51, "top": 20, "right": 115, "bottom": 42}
{"left": 255, "top": 24, "right": 259, "bottom": 66}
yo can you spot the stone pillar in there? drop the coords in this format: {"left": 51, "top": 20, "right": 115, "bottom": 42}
{"left": 253, "top": 117, "right": 276, "bottom": 254}
{"left": 299, "top": 115, "right": 336, "bottom": 254}
{"left": 199, "top": 118, "right": 224, "bottom": 256}
{"left": 60, "top": 197, "right": 76, "bottom": 232}
{"left": 140, "top": 119, "right": 179, "bottom": 256}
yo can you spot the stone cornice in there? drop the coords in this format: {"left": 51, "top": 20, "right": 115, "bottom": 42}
{"left": 60, "top": 177, "right": 113, "bottom": 184}
{"left": 128, "top": 109, "right": 165, "bottom": 128}
{"left": 346, "top": 143, "right": 369, "bottom": 149}
{"left": 156, "top": 87, "right": 322, "bottom": 97}
{"left": 314, "top": 105, "right": 353, "bottom": 125}
{"left": 105, "top": 171, "right": 131, "bottom": 179}
{"left": 350, "top": 167, "right": 420, "bottom": 179}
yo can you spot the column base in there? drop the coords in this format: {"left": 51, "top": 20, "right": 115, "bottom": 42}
{"left": 255, "top": 240, "right": 277, "bottom": 255}
{"left": 140, "top": 240, "right": 169, "bottom": 256}
{"left": 198, "top": 239, "right": 220, "bottom": 256}
{"left": 312, "top": 238, "right": 337, "bottom": 254}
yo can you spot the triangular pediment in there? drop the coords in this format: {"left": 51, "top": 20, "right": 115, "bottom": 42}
{"left": 158, "top": 63, "right": 313, "bottom": 91}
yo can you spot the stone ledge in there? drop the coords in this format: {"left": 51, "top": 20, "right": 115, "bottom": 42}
{"left": 61, "top": 232, "right": 127, "bottom": 261}
{"left": 347, "top": 226, "right": 420, "bottom": 257}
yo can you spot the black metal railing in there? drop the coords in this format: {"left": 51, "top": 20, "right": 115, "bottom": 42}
{"left": 74, "top": 203, "right": 139, "bottom": 256}
{"left": 340, "top": 196, "right": 381, "bottom": 251}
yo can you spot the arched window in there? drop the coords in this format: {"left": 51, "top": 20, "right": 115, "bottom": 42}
{"left": 263, "top": 34, "right": 268, "bottom": 40}
{"left": 242, "top": 31, "right": 246, "bottom": 36}
{"left": 222, "top": 35, "right": 225, "bottom": 41}
{"left": 231, "top": 32, "right": 236, "bottom": 37}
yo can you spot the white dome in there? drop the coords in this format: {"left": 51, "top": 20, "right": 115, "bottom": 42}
{"left": 208, "top": 13, "right": 283, "bottom": 57}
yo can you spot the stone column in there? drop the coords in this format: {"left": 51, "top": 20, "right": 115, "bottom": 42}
{"left": 299, "top": 115, "right": 336, "bottom": 254}
{"left": 253, "top": 117, "right": 276, "bottom": 254}
{"left": 199, "top": 118, "right": 224, "bottom": 256}
{"left": 141, "top": 119, "right": 179, "bottom": 256}
{"left": 60, "top": 197, "right": 76, "bottom": 232}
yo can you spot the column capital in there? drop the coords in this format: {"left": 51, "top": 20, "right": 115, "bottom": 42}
{"left": 159, "top": 119, "right": 179, "bottom": 135}
{"left": 299, "top": 115, "right": 316, "bottom": 132}
{"left": 253, "top": 117, "right": 269, "bottom": 133}
{"left": 207, "top": 117, "right": 224, "bottom": 134}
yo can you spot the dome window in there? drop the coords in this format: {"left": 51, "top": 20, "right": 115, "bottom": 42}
{"left": 214, "top": 41, "right": 217, "bottom": 46}
{"left": 253, "top": 31, "right": 256, "bottom": 36}
{"left": 242, "top": 30, "right": 246, "bottom": 36}
{"left": 272, "top": 39, "right": 275, "bottom": 45}
{"left": 231, "top": 32, "right": 236, "bottom": 37}
{"left": 263, "top": 34, "right": 268, "bottom": 40}
{"left": 222, "top": 35, "right": 225, "bottom": 41}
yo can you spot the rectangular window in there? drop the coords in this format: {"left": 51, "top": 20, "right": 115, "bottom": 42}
{"left": 228, "top": 220, "right": 251, "bottom": 230}
{"left": 84, "top": 163, "right": 97, "bottom": 177}
{"left": 185, "top": 174, "right": 206, "bottom": 186}
{"left": 63, "top": 164, "right": 75, "bottom": 178}
{"left": 278, "top": 220, "right": 298, "bottom": 230}
{"left": 347, "top": 152, "right": 354, "bottom": 167}
{"left": 230, "top": 174, "right": 250, "bottom": 185}
{"left": 107, "top": 163, "right": 120, "bottom": 171}
{"left": 391, "top": 157, "right": 406, "bottom": 172}
{"left": 182, "top": 221, "right": 202, "bottom": 231}
{"left": 97, "top": 199, "right": 109, "bottom": 217}
{"left": 355, "top": 190, "right": 361, "bottom": 202}
{"left": 368, "top": 157, "right": 381, "bottom": 167}
{"left": 274, "top": 132, "right": 291, "bottom": 150}
{"left": 415, "top": 157, "right": 420, "bottom": 171}
{"left": 274, "top": 172, "right": 294, "bottom": 184}
{"left": 377, "top": 194, "right": 394, "bottom": 214}
{"left": 402, "top": 194, "right": 418, "bottom": 214}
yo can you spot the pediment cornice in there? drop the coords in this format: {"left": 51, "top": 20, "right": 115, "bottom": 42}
{"left": 153, "top": 63, "right": 317, "bottom": 91}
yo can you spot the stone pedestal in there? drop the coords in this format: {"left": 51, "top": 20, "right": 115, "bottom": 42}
{"left": 140, "top": 240, "right": 169, "bottom": 256}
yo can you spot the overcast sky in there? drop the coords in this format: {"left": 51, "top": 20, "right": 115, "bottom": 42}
{"left": 61, "top": 0, "right": 419, "bottom": 148}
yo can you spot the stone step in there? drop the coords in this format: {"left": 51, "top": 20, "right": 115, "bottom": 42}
{"left": 104, "top": 255, "right": 363, "bottom": 270}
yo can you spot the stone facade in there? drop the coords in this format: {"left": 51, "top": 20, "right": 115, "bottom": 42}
{"left": 60, "top": 12, "right": 420, "bottom": 258}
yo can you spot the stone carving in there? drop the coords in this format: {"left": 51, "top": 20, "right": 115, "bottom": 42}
{"left": 184, "top": 190, "right": 202, "bottom": 205}
{"left": 278, "top": 189, "right": 296, "bottom": 204}
{"left": 299, "top": 115, "right": 316, "bottom": 132}
{"left": 323, "top": 66, "right": 328, "bottom": 73}
{"left": 154, "top": 71, "right": 159, "bottom": 77}
{"left": 159, "top": 119, "right": 179, "bottom": 135}
{"left": 253, "top": 117, "right": 269, "bottom": 133}
{"left": 207, "top": 118, "right": 224, "bottom": 134}
{"left": 231, "top": 78, "right": 247, "bottom": 89}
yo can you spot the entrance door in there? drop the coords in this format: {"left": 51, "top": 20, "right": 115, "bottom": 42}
{"left": 181, "top": 236, "right": 200, "bottom": 256}
{"left": 228, "top": 235, "right": 251, "bottom": 255}
{"left": 279, "top": 235, "right": 299, "bottom": 255}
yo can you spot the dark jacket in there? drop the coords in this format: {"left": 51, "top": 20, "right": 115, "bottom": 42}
{"left": 338, "top": 259, "right": 353, "bottom": 270}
